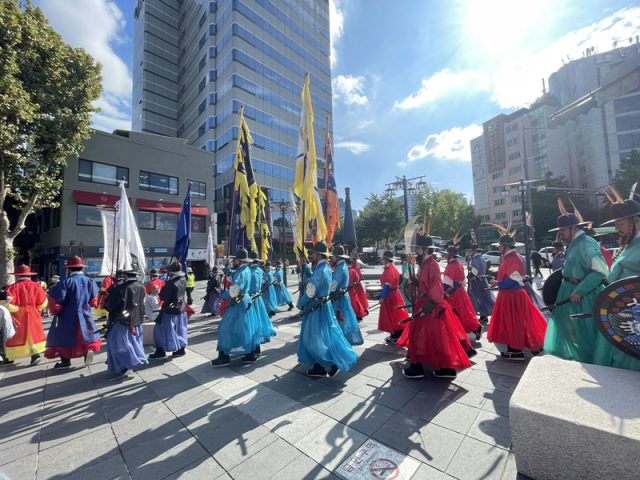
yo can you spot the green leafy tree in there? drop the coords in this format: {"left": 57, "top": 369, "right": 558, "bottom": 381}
{"left": 0, "top": 1, "right": 102, "bottom": 283}
{"left": 355, "top": 193, "right": 404, "bottom": 248}
{"left": 613, "top": 149, "right": 640, "bottom": 196}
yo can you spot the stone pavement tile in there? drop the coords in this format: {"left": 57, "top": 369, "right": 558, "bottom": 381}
{"left": 145, "top": 375, "right": 202, "bottom": 400}
{"left": 445, "top": 436, "right": 509, "bottom": 480}
{"left": 407, "top": 422, "right": 464, "bottom": 471}
{"left": 212, "top": 429, "right": 277, "bottom": 471}
{"left": 400, "top": 391, "right": 457, "bottom": 421}
{"left": 264, "top": 406, "right": 330, "bottom": 444}
{"left": 271, "top": 352, "right": 301, "bottom": 370}
{"left": 450, "top": 383, "right": 489, "bottom": 410}
{"left": 294, "top": 418, "right": 368, "bottom": 471}
{"left": 122, "top": 429, "right": 209, "bottom": 480}
{"left": 236, "top": 389, "right": 301, "bottom": 424}
{"left": 190, "top": 412, "right": 269, "bottom": 458}
{"left": 469, "top": 356, "right": 497, "bottom": 373}
{"left": 164, "top": 386, "right": 225, "bottom": 418}
{"left": 238, "top": 362, "right": 289, "bottom": 384}
{"left": 0, "top": 452, "right": 37, "bottom": 480}
{"left": 39, "top": 407, "right": 111, "bottom": 450}
{"left": 488, "top": 359, "right": 529, "bottom": 378}
{"left": 352, "top": 379, "right": 421, "bottom": 410}
{"left": 208, "top": 374, "right": 259, "bottom": 400}
{"left": 372, "top": 412, "right": 426, "bottom": 454}
{"left": 321, "top": 392, "right": 395, "bottom": 436}
{"left": 411, "top": 462, "right": 456, "bottom": 480}
{"left": 181, "top": 401, "right": 245, "bottom": 433}
{"left": 467, "top": 411, "right": 512, "bottom": 449}
{"left": 0, "top": 437, "right": 39, "bottom": 467}
{"left": 166, "top": 455, "right": 226, "bottom": 480}
{"left": 481, "top": 389, "right": 512, "bottom": 418}
{"left": 228, "top": 437, "right": 301, "bottom": 480}
{"left": 500, "top": 452, "right": 534, "bottom": 480}
{"left": 112, "top": 412, "right": 185, "bottom": 446}
{"left": 37, "top": 425, "right": 119, "bottom": 479}
{"left": 335, "top": 371, "right": 381, "bottom": 394}
{"left": 54, "top": 452, "right": 130, "bottom": 480}
{"left": 274, "top": 453, "right": 337, "bottom": 479}
{"left": 429, "top": 402, "right": 482, "bottom": 435}
{"left": 100, "top": 384, "right": 158, "bottom": 411}
{"left": 227, "top": 382, "right": 274, "bottom": 408}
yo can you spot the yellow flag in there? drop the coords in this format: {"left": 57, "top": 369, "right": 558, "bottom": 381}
{"left": 234, "top": 108, "right": 258, "bottom": 252}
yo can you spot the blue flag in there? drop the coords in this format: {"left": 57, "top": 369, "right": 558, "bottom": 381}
{"left": 173, "top": 184, "right": 192, "bottom": 271}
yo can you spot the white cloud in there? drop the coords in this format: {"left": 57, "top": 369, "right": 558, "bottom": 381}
{"left": 394, "top": 69, "right": 491, "bottom": 110}
{"left": 404, "top": 124, "right": 483, "bottom": 164}
{"left": 38, "top": 0, "right": 132, "bottom": 131}
{"left": 329, "top": 0, "right": 344, "bottom": 68}
{"left": 335, "top": 141, "right": 371, "bottom": 155}
{"left": 333, "top": 75, "right": 369, "bottom": 106}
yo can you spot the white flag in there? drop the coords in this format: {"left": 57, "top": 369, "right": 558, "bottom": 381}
{"left": 99, "top": 209, "right": 116, "bottom": 276}
{"left": 115, "top": 181, "right": 146, "bottom": 273}
{"left": 207, "top": 225, "right": 216, "bottom": 267}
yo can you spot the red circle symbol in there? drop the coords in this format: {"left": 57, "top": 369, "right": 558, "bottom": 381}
{"left": 369, "top": 458, "right": 399, "bottom": 480}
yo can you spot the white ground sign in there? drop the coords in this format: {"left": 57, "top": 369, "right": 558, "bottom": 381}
{"left": 336, "top": 439, "right": 420, "bottom": 480}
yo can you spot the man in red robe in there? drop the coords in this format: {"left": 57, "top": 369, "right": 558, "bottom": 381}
{"left": 347, "top": 258, "right": 367, "bottom": 321}
{"left": 378, "top": 251, "right": 409, "bottom": 343}
{"left": 443, "top": 245, "right": 482, "bottom": 340}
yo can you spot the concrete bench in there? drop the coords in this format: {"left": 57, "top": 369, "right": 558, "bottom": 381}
{"left": 366, "top": 285, "right": 382, "bottom": 300}
{"left": 510, "top": 355, "right": 640, "bottom": 480}
{"left": 141, "top": 322, "right": 155, "bottom": 345}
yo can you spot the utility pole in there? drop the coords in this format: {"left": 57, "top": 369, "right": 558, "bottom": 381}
{"left": 385, "top": 175, "right": 427, "bottom": 223}
{"left": 519, "top": 178, "right": 532, "bottom": 277}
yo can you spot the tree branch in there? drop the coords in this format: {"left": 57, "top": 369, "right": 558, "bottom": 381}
{"left": 8, "top": 192, "right": 38, "bottom": 240}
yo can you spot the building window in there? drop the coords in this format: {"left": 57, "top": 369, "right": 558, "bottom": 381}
{"left": 513, "top": 209, "right": 521, "bottom": 216}
{"left": 494, "top": 198, "right": 506, "bottom": 206}
{"left": 192, "top": 215, "right": 206, "bottom": 233}
{"left": 139, "top": 171, "right": 179, "bottom": 195}
{"left": 511, "top": 196, "right": 519, "bottom": 203}
{"left": 156, "top": 212, "right": 177, "bottom": 231}
{"left": 76, "top": 204, "right": 101, "bottom": 226}
{"left": 492, "top": 171, "right": 504, "bottom": 180}
{"left": 78, "top": 159, "right": 129, "bottom": 186}
{"left": 495, "top": 212, "right": 507, "bottom": 220}
{"left": 138, "top": 210, "right": 155, "bottom": 230}
{"left": 190, "top": 180, "right": 206, "bottom": 199}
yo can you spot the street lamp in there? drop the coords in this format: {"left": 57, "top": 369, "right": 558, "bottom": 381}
{"left": 279, "top": 199, "right": 287, "bottom": 287}
{"left": 385, "top": 175, "right": 427, "bottom": 223}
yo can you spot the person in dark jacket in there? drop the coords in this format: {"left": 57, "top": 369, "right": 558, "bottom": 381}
{"left": 149, "top": 261, "right": 188, "bottom": 360}
{"left": 104, "top": 269, "right": 148, "bottom": 375}
{"left": 530, "top": 250, "right": 543, "bottom": 277}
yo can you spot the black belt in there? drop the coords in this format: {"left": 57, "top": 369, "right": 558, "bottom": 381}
{"left": 562, "top": 276, "right": 581, "bottom": 285}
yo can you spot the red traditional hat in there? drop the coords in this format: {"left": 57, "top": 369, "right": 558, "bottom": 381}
{"left": 14, "top": 264, "right": 38, "bottom": 276}
{"left": 65, "top": 256, "right": 86, "bottom": 268}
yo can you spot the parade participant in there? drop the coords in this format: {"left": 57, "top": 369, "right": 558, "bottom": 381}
{"left": 0, "top": 291, "right": 16, "bottom": 365}
{"left": 550, "top": 241, "right": 564, "bottom": 271}
{"left": 212, "top": 249, "right": 261, "bottom": 367}
{"left": 593, "top": 186, "right": 640, "bottom": 371}
{"left": 3, "top": 266, "right": 47, "bottom": 366}
{"left": 249, "top": 252, "right": 276, "bottom": 347}
{"left": 201, "top": 269, "right": 223, "bottom": 317}
{"left": 331, "top": 246, "right": 363, "bottom": 346}
{"left": 274, "top": 261, "right": 294, "bottom": 310}
{"left": 443, "top": 244, "right": 482, "bottom": 341}
{"left": 45, "top": 257, "right": 102, "bottom": 368}
{"left": 346, "top": 257, "right": 367, "bottom": 321}
{"left": 261, "top": 262, "right": 277, "bottom": 317}
{"left": 350, "top": 251, "right": 369, "bottom": 316}
{"left": 145, "top": 268, "right": 165, "bottom": 295}
{"left": 185, "top": 267, "right": 196, "bottom": 305}
{"left": 149, "top": 261, "right": 188, "bottom": 360}
{"left": 486, "top": 227, "right": 547, "bottom": 360}
{"left": 585, "top": 228, "right": 613, "bottom": 269}
{"left": 467, "top": 244, "right": 494, "bottom": 323}
{"left": 104, "top": 269, "right": 147, "bottom": 375}
{"left": 543, "top": 201, "right": 607, "bottom": 362}
{"left": 144, "top": 284, "right": 161, "bottom": 321}
{"left": 378, "top": 251, "right": 409, "bottom": 344}
{"left": 297, "top": 242, "right": 357, "bottom": 377}
{"left": 403, "top": 236, "right": 472, "bottom": 379}
{"left": 398, "top": 254, "right": 415, "bottom": 314}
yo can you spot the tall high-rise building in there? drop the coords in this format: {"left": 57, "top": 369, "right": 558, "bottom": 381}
{"left": 133, "top": 0, "right": 332, "bottom": 245}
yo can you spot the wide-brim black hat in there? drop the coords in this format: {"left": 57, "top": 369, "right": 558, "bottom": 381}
{"left": 235, "top": 248, "right": 253, "bottom": 262}
{"left": 414, "top": 235, "right": 433, "bottom": 248}
{"left": 311, "top": 241, "right": 331, "bottom": 256}
{"left": 331, "top": 245, "right": 350, "bottom": 259}
{"left": 497, "top": 234, "right": 516, "bottom": 246}
{"left": 548, "top": 213, "right": 590, "bottom": 232}
{"left": 600, "top": 200, "right": 640, "bottom": 226}
{"left": 117, "top": 269, "right": 139, "bottom": 276}
{"left": 382, "top": 250, "right": 398, "bottom": 261}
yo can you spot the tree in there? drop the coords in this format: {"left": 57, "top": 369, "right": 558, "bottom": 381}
{"left": 613, "top": 149, "right": 640, "bottom": 196}
{"left": 0, "top": 1, "right": 102, "bottom": 283}
{"left": 355, "top": 193, "right": 404, "bottom": 248}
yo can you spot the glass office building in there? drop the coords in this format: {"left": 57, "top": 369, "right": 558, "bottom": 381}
{"left": 133, "top": 0, "right": 332, "bottom": 243}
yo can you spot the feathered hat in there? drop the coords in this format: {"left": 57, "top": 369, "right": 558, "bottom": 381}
{"left": 548, "top": 197, "right": 590, "bottom": 232}
{"left": 483, "top": 217, "right": 517, "bottom": 247}
{"left": 600, "top": 183, "right": 640, "bottom": 226}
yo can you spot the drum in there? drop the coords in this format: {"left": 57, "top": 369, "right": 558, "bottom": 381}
{"left": 542, "top": 269, "right": 563, "bottom": 307}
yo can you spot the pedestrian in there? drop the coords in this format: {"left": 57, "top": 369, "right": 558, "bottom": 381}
{"left": 296, "top": 241, "right": 357, "bottom": 377}
{"left": 104, "top": 269, "right": 148, "bottom": 375}
{"left": 148, "top": 261, "right": 189, "bottom": 360}
{"left": 45, "top": 257, "right": 102, "bottom": 368}
{"left": 550, "top": 241, "right": 564, "bottom": 271}
{"left": 185, "top": 266, "right": 196, "bottom": 305}
{"left": 346, "top": 257, "right": 367, "bottom": 321}
{"left": 145, "top": 268, "right": 165, "bottom": 294}
{"left": 487, "top": 228, "right": 547, "bottom": 360}
{"left": 144, "top": 284, "right": 161, "bottom": 321}
{"left": 3, "top": 265, "right": 48, "bottom": 366}
{"left": 274, "top": 261, "right": 294, "bottom": 310}
{"left": 466, "top": 244, "right": 495, "bottom": 323}
{"left": 249, "top": 252, "right": 276, "bottom": 348}
{"left": 0, "top": 291, "right": 16, "bottom": 365}
{"left": 398, "top": 254, "right": 416, "bottom": 314}
{"left": 331, "top": 245, "right": 363, "bottom": 346}
{"left": 443, "top": 244, "right": 482, "bottom": 341}
{"left": 593, "top": 187, "right": 640, "bottom": 370}
{"left": 530, "top": 250, "right": 543, "bottom": 277}
{"left": 261, "top": 262, "right": 278, "bottom": 317}
{"left": 585, "top": 228, "right": 614, "bottom": 269}
{"left": 211, "top": 249, "right": 261, "bottom": 367}
{"left": 402, "top": 236, "right": 472, "bottom": 379}
{"left": 544, "top": 201, "right": 607, "bottom": 363}
{"left": 378, "top": 251, "right": 409, "bottom": 344}
{"left": 201, "top": 269, "right": 223, "bottom": 317}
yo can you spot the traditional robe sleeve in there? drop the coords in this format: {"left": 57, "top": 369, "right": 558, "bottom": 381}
{"left": 574, "top": 240, "right": 608, "bottom": 296}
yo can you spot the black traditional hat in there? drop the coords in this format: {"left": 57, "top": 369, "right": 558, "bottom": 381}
{"left": 600, "top": 184, "right": 640, "bottom": 225}
{"left": 498, "top": 234, "right": 516, "bottom": 247}
{"left": 116, "top": 269, "right": 138, "bottom": 276}
{"left": 311, "top": 241, "right": 331, "bottom": 257}
{"left": 548, "top": 197, "right": 590, "bottom": 232}
{"left": 331, "top": 245, "right": 350, "bottom": 259}
{"left": 446, "top": 244, "right": 459, "bottom": 255}
{"left": 235, "top": 248, "right": 253, "bottom": 262}
{"left": 415, "top": 235, "right": 433, "bottom": 248}
{"left": 149, "top": 268, "right": 159, "bottom": 276}
{"left": 552, "top": 241, "right": 563, "bottom": 249}
{"left": 382, "top": 250, "right": 397, "bottom": 261}
{"left": 167, "top": 261, "right": 182, "bottom": 273}
{"left": 483, "top": 220, "right": 517, "bottom": 247}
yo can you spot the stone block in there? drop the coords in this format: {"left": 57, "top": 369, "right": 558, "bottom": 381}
{"left": 141, "top": 322, "right": 155, "bottom": 345}
{"left": 510, "top": 355, "right": 640, "bottom": 480}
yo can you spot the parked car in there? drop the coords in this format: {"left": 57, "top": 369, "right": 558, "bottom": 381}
{"left": 538, "top": 246, "right": 555, "bottom": 267}
{"left": 482, "top": 250, "right": 502, "bottom": 266}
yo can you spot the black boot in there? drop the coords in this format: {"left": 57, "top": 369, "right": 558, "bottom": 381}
{"left": 385, "top": 330, "right": 403, "bottom": 344}
{"left": 54, "top": 357, "right": 71, "bottom": 369}
{"left": 479, "top": 316, "right": 489, "bottom": 324}
{"left": 171, "top": 347, "right": 186, "bottom": 358}
{"left": 307, "top": 364, "right": 327, "bottom": 377}
{"left": 30, "top": 354, "right": 41, "bottom": 366}
{"left": 254, "top": 346, "right": 261, "bottom": 358}
{"left": 211, "top": 352, "right": 231, "bottom": 367}
{"left": 148, "top": 348, "right": 167, "bottom": 360}
{"left": 466, "top": 349, "right": 478, "bottom": 358}
{"left": 501, "top": 347, "right": 525, "bottom": 361}
{"left": 474, "top": 326, "right": 483, "bottom": 341}
{"left": 287, "top": 303, "right": 294, "bottom": 311}
{"left": 433, "top": 368, "right": 457, "bottom": 379}
{"left": 327, "top": 365, "right": 340, "bottom": 377}
{"left": 402, "top": 363, "right": 425, "bottom": 379}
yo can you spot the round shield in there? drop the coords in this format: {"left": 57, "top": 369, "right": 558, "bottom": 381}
{"left": 591, "top": 276, "right": 640, "bottom": 360}
{"left": 542, "top": 269, "right": 563, "bottom": 307}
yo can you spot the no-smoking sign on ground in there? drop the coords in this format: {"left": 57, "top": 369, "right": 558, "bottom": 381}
{"left": 336, "top": 440, "right": 420, "bottom": 480}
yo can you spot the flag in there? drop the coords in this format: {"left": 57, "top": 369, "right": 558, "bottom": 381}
{"left": 207, "top": 225, "right": 215, "bottom": 268}
{"left": 257, "top": 186, "right": 271, "bottom": 261}
{"left": 323, "top": 119, "right": 339, "bottom": 246}
{"left": 98, "top": 207, "right": 116, "bottom": 275}
{"left": 173, "top": 183, "right": 192, "bottom": 271}
{"left": 233, "top": 108, "right": 258, "bottom": 253}
{"left": 115, "top": 181, "right": 146, "bottom": 274}
{"left": 293, "top": 73, "right": 327, "bottom": 255}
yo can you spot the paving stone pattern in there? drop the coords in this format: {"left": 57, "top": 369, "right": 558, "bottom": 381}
{"left": 0, "top": 277, "right": 534, "bottom": 480}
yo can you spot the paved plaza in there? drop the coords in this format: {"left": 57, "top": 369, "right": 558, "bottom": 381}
{"left": 0, "top": 278, "right": 533, "bottom": 480}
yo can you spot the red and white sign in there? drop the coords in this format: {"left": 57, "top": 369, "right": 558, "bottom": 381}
{"left": 336, "top": 440, "right": 419, "bottom": 480}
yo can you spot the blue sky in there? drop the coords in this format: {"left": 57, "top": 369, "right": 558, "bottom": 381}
{"left": 36, "top": 0, "right": 640, "bottom": 210}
